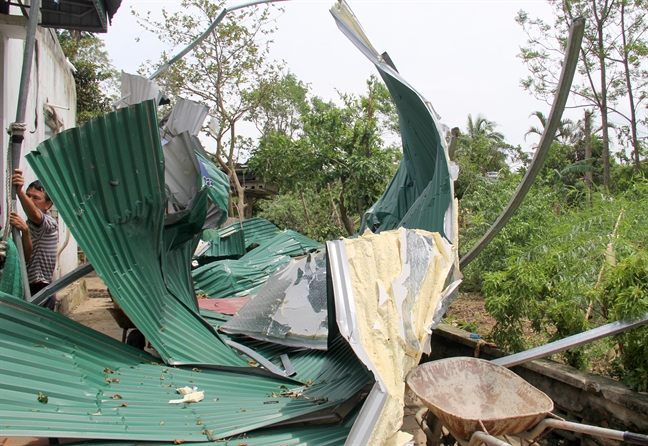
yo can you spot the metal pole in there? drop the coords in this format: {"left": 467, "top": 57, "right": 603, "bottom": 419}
{"left": 148, "top": 0, "right": 287, "bottom": 80}
{"left": 460, "top": 18, "right": 585, "bottom": 269}
{"left": 9, "top": 0, "right": 41, "bottom": 300}
{"left": 492, "top": 312, "right": 648, "bottom": 368}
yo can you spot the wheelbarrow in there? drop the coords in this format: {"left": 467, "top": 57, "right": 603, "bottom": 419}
{"left": 406, "top": 357, "right": 648, "bottom": 446}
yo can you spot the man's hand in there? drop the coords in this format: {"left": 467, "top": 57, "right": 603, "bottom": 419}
{"left": 9, "top": 211, "right": 28, "bottom": 232}
{"left": 10, "top": 211, "right": 32, "bottom": 262}
{"left": 12, "top": 169, "right": 25, "bottom": 190}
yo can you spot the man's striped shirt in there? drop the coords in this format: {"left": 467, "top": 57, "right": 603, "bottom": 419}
{"left": 27, "top": 211, "right": 58, "bottom": 285}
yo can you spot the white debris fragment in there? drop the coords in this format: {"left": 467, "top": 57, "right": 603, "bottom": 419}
{"left": 175, "top": 386, "right": 193, "bottom": 395}
{"left": 169, "top": 390, "right": 205, "bottom": 404}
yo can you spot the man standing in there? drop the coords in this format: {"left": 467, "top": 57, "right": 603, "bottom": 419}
{"left": 10, "top": 169, "right": 58, "bottom": 308}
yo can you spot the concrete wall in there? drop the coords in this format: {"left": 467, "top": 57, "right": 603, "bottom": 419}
{"left": 0, "top": 14, "right": 79, "bottom": 281}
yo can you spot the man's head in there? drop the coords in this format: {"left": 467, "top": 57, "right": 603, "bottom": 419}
{"left": 26, "top": 180, "right": 53, "bottom": 213}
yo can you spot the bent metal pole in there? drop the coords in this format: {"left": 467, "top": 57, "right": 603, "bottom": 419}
{"left": 8, "top": 0, "right": 41, "bottom": 300}
{"left": 459, "top": 17, "right": 585, "bottom": 269}
{"left": 148, "top": 0, "right": 288, "bottom": 81}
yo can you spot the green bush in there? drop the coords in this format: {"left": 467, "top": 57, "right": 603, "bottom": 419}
{"left": 482, "top": 179, "right": 647, "bottom": 376}
{"left": 596, "top": 251, "right": 648, "bottom": 391}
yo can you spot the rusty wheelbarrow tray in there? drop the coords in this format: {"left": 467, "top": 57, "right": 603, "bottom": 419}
{"left": 407, "top": 357, "right": 648, "bottom": 446}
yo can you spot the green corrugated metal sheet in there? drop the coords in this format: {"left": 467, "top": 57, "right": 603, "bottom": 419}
{"left": 199, "top": 228, "right": 246, "bottom": 259}
{"left": 241, "top": 230, "right": 322, "bottom": 261}
{"left": 358, "top": 65, "right": 453, "bottom": 240}
{"left": 60, "top": 407, "right": 357, "bottom": 445}
{"left": 195, "top": 151, "right": 230, "bottom": 227}
{"left": 193, "top": 230, "right": 322, "bottom": 299}
{"left": 199, "top": 218, "right": 281, "bottom": 260}
{"left": 193, "top": 255, "right": 291, "bottom": 298}
{"left": 27, "top": 101, "right": 245, "bottom": 367}
{"left": 0, "top": 293, "right": 367, "bottom": 442}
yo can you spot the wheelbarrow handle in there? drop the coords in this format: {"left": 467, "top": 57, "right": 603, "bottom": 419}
{"left": 521, "top": 419, "right": 648, "bottom": 446}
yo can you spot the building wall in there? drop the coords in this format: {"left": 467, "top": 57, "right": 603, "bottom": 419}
{"left": 1, "top": 14, "right": 79, "bottom": 281}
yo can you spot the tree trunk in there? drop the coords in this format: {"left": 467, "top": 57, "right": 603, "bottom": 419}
{"left": 300, "top": 191, "right": 311, "bottom": 225}
{"left": 584, "top": 110, "right": 593, "bottom": 195}
{"left": 228, "top": 123, "right": 246, "bottom": 221}
{"left": 338, "top": 178, "right": 355, "bottom": 236}
{"left": 328, "top": 183, "right": 342, "bottom": 226}
{"left": 595, "top": 2, "right": 611, "bottom": 190}
{"left": 619, "top": 2, "right": 641, "bottom": 173}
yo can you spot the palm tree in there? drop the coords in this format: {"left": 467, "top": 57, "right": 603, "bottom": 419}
{"left": 460, "top": 114, "right": 510, "bottom": 175}
{"left": 466, "top": 113, "right": 505, "bottom": 143}
{"left": 524, "top": 111, "right": 577, "bottom": 146}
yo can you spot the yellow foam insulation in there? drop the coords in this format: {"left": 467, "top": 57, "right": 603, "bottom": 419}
{"left": 343, "top": 228, "right": 454, "bottom": 445}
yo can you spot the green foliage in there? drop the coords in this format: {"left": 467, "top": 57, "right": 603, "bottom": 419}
{"left": 596, "top": 251, "right": 648, "bottom": 391}
{"left": 249, "top": 76, "right": 401, "bottom": 236}
{"left": 254, "top": 189, "right": 347, "bottom": 243}
{"left": 57, "top": 31, "right": 117, "bottom": 125}
{"left": 459, "top": 177, "right": 558, "bottom": 290}
{"left": 481, "top": 178, "right": 648, "bottom": 377}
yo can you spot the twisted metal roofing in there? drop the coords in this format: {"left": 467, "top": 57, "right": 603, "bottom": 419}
{"left": 26, "top": 101, "right": 245, "bottom": 367}
{"left": 0, "top": 293, "right": 367, "bottom": 442}
{"left": 199, "top": 218, "right": 282, "bottom": 260}
{"left": 193, "top": 230, "right": 322, "bottom": 299}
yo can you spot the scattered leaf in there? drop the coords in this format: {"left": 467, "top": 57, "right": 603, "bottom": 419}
{"left": 192, "top": 368, "right": 202, "bottom": 373}
{"left": 173, "top": 440, "right": 185, "bottom": 445}
{"left": 160, "top": 421, "right": 164, "bottom": 425}
{"left": 119, "top": 403, "right": 128, "bottom": 407}
{"left": 110, "top": 394, "right": 122, "bottom": 399}
{"left": 197, "top": 420, "right": 203, "bottom": 425}
{"left": 104, "top": 367, "right": 114, "bottom": 374}
{"left": 37, "top": 392, "right": 48, "bottom": 404}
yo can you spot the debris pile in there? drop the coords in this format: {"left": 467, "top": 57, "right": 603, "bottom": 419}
{"left": 0, "top": 1, "right": 460, "bottom": 444}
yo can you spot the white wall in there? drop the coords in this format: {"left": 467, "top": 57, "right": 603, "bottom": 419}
{"left": 1, "top": 14, "right": 78, "bottom": 281}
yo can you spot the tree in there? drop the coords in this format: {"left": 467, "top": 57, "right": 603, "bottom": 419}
{"left": 249, "top": 76, "right": 401, "bottom": 236}
{"left": 57, "top": 31, "right": 117, "bottom": 125}
{"left": 516, "top": 0, "right": 647, "bottom": 190}
{"left": 525, "top": 110, "right": 578, "bottom": 146}
{"left": 608, "top": 0, "right": 648, "bottom": 172}
{"left": 246, "top": 72, "right": 310, "bottom": 139}
{"left": 458, "top": 114, "right": 516, "bottom": 173}
{"left": 135, "top": 0, "right": 282, "bottom": 221}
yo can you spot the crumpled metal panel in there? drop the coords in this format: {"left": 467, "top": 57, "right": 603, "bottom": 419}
{"left": 193, "top": 230, "right": 322, "bottom": 299}
{"left": 27, "top": 100, "right": 246, "bottom": 367}
{"left": 195, "top": 151, "right": 231, "bottom": 229}
{"left": 207, "top": 327, "right": 373, "bottom": 403}
{"left": 327, "top": 228, "right": 456, "bottom": 445}
{"left": 199, "top": 218, "right": 282, "bottom": 260}
{"left": 163, "top": 132, "right": 202, "bottom": 208}
{"left": 192, "top": 255, "right": 291, "bottom": 299}
{"left": 241, "top": 230, "right": 322, "bottom": 261}
{"left": 0, "top": 293, "right": 367, "bottom": 442}
{"left": 161, "top": 97, "right": 210, "bottom": 142}
{"left": 221, "top": 251, "right": 329, "bottom": 349}
{"left": 118, "top": 71, "right": 166, "bottom": 107}
{"left": 58, "top": 407, "right": 358, "bottom": 446}
{"left": 331, "top": 1, "right": 454, "bottom": 241}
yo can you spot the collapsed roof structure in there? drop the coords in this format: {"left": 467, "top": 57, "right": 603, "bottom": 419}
{"left": 0, "top": 1, "right": 461, "bottom": 444}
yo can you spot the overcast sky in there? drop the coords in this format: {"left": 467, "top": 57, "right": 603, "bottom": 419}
{"left": 103, "top": 0, "right": 570, "bottom": 152}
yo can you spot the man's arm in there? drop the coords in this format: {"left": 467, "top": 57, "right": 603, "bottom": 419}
{"left": 9, "top": 211, "right": 33, "bottom": 263}
{"left": 12, "top": 169, "right": 43, "bottom": 226}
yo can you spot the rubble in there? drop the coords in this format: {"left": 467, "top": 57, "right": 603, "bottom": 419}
{"left": 0, "top": 1, "right": 458, "bottom": 444}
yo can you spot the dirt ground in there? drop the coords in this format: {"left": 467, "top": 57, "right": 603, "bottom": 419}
{"left": 445, "top": 292, "right": 497, "bottom": 338}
